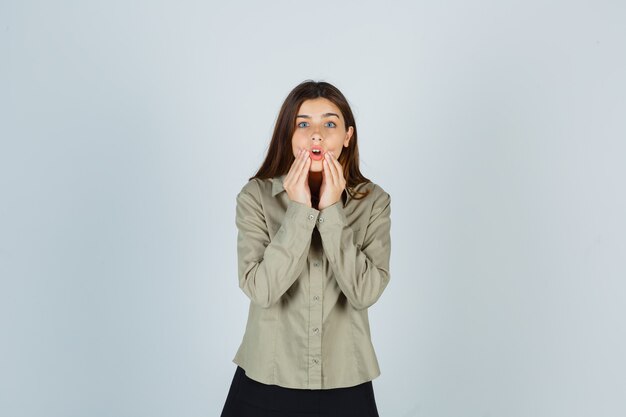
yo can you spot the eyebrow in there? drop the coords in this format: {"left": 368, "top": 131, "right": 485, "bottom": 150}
{"left": 296, "top": 113, "right": 340, "bottom": 119}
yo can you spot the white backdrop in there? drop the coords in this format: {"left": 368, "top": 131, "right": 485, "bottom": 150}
{"left": 2, "top": 1, "right": 625, "bottom": 416}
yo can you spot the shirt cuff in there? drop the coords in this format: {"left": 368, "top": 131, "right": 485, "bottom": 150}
{"left": 316, "top": 200, "right": 348, "bottom": 231}
{"left": 284, "top": 199, "right": 320, "bottom": 228}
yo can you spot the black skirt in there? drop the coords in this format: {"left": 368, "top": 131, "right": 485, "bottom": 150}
{"left": 220, "top": 366, "right": 380, "bottom": 417}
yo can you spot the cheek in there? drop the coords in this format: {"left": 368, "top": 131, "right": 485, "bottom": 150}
{"left": 291, "top": 134, "right": 307, "bottom": 149}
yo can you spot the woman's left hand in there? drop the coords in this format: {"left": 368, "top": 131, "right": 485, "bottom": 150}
{"left": 318, "top": 150, "right": 346, "bottom": 210}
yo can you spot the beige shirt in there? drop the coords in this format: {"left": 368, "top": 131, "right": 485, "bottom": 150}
{"left": 232, "top": 173, "right": 392, "bottom": 389}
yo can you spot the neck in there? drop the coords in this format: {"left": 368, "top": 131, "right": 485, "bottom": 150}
{"left": 308, "top": 171, "right": 322, "bottom": 196}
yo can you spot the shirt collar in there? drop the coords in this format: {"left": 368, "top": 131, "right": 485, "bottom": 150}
{"left": 271, "top": 174, "right": 351, "bottom": 206}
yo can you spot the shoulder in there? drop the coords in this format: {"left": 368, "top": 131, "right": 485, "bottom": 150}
{"left": 354, "top": 180, "right": 390, "bottom": 205}
{"left": 237, "top": 177, "right": 272, "bottom": 199}
{"left": 359, "top": 182, "right": 391, "bottom": 222}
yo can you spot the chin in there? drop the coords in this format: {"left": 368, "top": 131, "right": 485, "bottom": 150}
{"left": 309, "top": 161, "right": 323, "bottom": 171}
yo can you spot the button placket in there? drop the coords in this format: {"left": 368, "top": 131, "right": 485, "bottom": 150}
{"left": 308, "top": 252, "right": 323, "bottom": 388}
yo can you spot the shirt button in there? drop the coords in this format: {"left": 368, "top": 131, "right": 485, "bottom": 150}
{"left": 313, "top": 359, "right": 319, "bottom": 364}
{"left": 308, "top": 214, "right": 315, "bottom": 220}
{"left": 313, "top": 295, "right": 319, "bottom": 301}
{"left": 313, "top": 327, "right": 319, "bottom": 334}
{"left": 313, "top": 262, "right": 319, "bottom": 267}
{"left": 318, "top": 217, "right": 324, "bottom": 223}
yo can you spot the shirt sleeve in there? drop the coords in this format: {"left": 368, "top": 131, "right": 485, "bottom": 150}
{"left": 235, "top": 183, "right": 319, "bottom": 308}
{"left": 316, "top": 188, "right": 391, "bottom": 310}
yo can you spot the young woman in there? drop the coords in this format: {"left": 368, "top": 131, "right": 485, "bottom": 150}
{"left": 220, "top": 80, "right": 392, "bottom": 417}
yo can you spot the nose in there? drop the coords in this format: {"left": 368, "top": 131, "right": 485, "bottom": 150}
{"left": 311, "top": 131, "right": 323, "bottom": 142}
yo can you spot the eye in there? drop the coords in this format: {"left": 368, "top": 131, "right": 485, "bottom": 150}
{"left": 325, "top": 121, "right": 336, "bottom": 128}
{"left": 297, "top": 121, "right": 309, "bottom": 128}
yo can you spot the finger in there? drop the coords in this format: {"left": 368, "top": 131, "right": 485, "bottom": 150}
{"left": 286, "top": 148, "right": 306, "bottom": 184}
{"left": 324, "top": 152, "right": 338, "bottom": 185}
{"left": 287, "top": 149, "right": 307, "bottom": 188}
{"left": 296, "top": 150, "right": 310, "bottom": 185}
{"left": 329, "top": 151, "right": 344, "bottom": 182}
{"left": 286, "top": 148, "right": 302, "bottom": 173}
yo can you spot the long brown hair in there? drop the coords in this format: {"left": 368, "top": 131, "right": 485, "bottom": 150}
{"left": 250, "top": 80, "right": 372, "bottom": 201}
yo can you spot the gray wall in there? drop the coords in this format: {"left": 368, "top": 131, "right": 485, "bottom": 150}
{"left": 2, "top": 1, "right": 625, "bottom": 416}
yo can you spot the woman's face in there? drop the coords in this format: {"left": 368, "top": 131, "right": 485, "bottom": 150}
{"left": 291, "top": 98, "right": 354, "bottom": 173}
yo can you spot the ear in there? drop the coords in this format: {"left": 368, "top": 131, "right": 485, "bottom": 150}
{"left": 344, "top": 126, "right": 354, "bottom": 147}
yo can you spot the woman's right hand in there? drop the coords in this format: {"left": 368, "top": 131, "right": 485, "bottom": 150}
{"left": 283, "top": 148, "right": 312, "bottom": 207}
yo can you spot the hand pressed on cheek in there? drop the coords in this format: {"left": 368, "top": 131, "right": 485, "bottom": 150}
{"left": 318, "top": 151, "right": 346, "bottom": 210}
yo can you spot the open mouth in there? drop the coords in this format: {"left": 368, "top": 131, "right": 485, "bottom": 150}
{"left": 310, "top": 148, "right": 324, "bottom": 160}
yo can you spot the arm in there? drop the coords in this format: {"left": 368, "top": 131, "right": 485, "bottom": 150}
{"left": 236, "top": 182, "right": 319, "bottom": 308}
{"left": 317, "top": 188, "right": 391, "bottom": 310}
